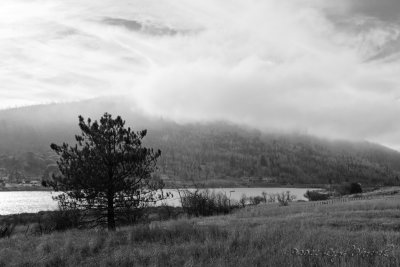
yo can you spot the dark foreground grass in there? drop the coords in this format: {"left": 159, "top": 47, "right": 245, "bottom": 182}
{"left": 0, "top": 197, "right": 399, "bottom": 266}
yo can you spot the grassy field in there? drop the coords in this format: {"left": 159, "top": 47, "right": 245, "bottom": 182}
{"left": 0, "top": 196, "right": 399, "bottom": 266}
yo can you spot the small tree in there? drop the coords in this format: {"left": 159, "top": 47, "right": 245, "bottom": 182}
{"left": 49, "top": 113, "right": 163, "bottom": 230}
{"left": 261, "top": 191, "right": 268, "bottom": 203}
{"left": 239, "top": 194, "right": 247, "bottom": 207}
{"left": 276, "top": 191, "right": 296, "bottom": 206}
{"left": 350, "top": 182, "right": 362, "bottom": 194}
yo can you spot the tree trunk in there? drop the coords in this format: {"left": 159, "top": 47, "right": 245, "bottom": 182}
{"left": 107, "top": 193, "right": 116, "bottom": 231}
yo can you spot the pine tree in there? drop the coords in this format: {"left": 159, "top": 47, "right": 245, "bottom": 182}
{"left": 49, "top": 113, "right": 163, "bottom": 230}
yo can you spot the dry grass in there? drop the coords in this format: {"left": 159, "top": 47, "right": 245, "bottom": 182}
{"left": 0, "top": 196, "right": 399, "bottom": 266}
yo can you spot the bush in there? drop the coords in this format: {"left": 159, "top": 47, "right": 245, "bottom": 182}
{"left": 276, "top": 191, "right": 296, "bottom": 206}
{"left": 350, "top": 183, "right": 362, "bottom": 194}
{"left": 249, "top": 196, "right": 265, "bottom": 205}
{"left": 335, "top": 182, "right": 363, "bottom": 195}
{"left": 261, "top": 191, "right": 268, "bottom": 203}
{"left": 50, "top": 210, "right": 81, "bottom": 231}
{"left": 304, "top": 190, "right": 330, "bottom": 201}
{"left": 239, "top": 194, "right": 247, "bottom": 207}
{"left": 268, "top": 194, "right": 276, "bottom": 203}
{"left": 32, "top": 210, "right": 81, "bottom": 235}
{"left": 0, "top": 223, "right": 16, "bottom": 238}
{"left": 180, "top": 189, "right": 234, "bottom": 217}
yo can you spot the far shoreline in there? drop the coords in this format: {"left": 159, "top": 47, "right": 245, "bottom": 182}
{"left": 0, "top": 187, "right": 52, "bottom": 192}
{"left": 0, "top": 183, "right": 382, "bottom": 192}
{"left": 0, "top": 183, "right": 326, "bottom": 192}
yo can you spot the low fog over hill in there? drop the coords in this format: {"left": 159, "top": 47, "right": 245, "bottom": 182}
{"left": 0, "top": 98, "right": 399, "bottom": 187}
{"left": 1, "top": 0, "right": 400, "bottom": 150}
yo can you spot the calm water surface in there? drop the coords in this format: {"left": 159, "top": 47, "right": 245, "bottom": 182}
{"left": 0, "top": 188, "right": 315, "bottom": 215}
{"left": 0, "top": 191, "right": 59, "bottom": 215}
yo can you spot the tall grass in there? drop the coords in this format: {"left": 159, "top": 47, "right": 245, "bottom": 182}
{"left": 0, "top": 197, "right": 399, "bottom": 266}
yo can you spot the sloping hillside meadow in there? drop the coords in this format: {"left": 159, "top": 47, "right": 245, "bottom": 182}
{"left": 0, "top": 193, "right": 399, "bottom": 266}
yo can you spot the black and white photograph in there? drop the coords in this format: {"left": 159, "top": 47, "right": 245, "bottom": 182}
{"left": 0, "top": 0, "right": 399, "bottom": 266}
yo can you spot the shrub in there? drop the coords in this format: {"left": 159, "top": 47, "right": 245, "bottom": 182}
{"left": 304, "top": 190, "right": 330, "bottom": 201}
{"left": 32, "top": 210, "right": 81, "bottom": 235}
{"left": 180, "top": 189, "right": 234, "bottom": 217}
{"left": 268, "top": 194, "right": 276, "bottom": 203}
{"left": 276, "top": 191, "right": 296, "bottom": 206}
{"left": 0, "top": 223, "right": 16, "bottom": 238}
{"left": 350, "top": 182, "right": 362, "bottom": 194}
{"left": 249, "top": 196, "right": 265, "bottom": 205}
{"left": 49, "top": 210, "right": 81, "bottom": 231}
{"left": 261, "top": 191, "right": 268, "bottom": 203}
{"left": 239, "top": 194, "right": 247, "bottom": 207}
{"left": 335, "top": 182, "right": 363, "bottom": 196}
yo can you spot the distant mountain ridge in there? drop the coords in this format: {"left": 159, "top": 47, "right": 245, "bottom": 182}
{"left": 0, "top": 98, "right": 399, "bottom": 187}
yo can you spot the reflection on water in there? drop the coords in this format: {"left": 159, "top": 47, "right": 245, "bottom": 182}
{"left": 0, "top": 188, "right": 315, "bottom": 215}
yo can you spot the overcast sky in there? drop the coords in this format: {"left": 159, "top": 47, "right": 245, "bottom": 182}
{"left": 0, "top": 0, "right": 399, "bottom": 149}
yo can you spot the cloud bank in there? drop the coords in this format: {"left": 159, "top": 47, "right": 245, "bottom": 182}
{"left": 0, "top": 0, "right": 399, "bottom": 149}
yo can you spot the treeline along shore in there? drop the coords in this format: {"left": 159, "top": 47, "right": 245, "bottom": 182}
{"left": 0, "top": 183, "right": 323, "bottom": 192}
{"left": 1, "top": 100, "right": 400, "bottom": 189}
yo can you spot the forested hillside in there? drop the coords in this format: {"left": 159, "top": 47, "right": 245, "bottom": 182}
{"left": 0, "top": 98, "right": 399, "bottom": 187}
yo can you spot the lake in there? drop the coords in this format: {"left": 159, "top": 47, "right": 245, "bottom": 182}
{"left": 0, "top": 188, "right": 316, "bottom": 215}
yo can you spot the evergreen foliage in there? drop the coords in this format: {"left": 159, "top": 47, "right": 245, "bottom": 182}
{"left": 49, "top": 113, "right": 163, "bottom": 230}
{"left": 1, "top": 101, "right": 400, "bottom": 187}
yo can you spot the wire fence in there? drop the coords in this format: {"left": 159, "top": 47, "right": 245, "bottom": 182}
{"left": 307, "top": 194, "right": 400, "bottom": 206}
